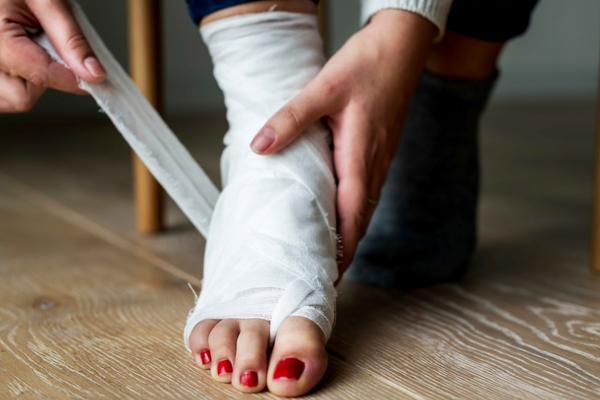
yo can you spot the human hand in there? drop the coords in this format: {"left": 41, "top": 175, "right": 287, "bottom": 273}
{"left": 249, "top": 9, "right": 437, "bottom": 278}
{"left": 0, "top": 0, "right": 105, "bottom": 113}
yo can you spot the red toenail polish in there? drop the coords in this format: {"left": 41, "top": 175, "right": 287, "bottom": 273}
{"left": 240, "top": 371, "right": 258, "bottom": 387}
{"left": 273, "top": 358, "right": 305, "bottom": 380}
{"left": 200, "top": 349, "right": 211, "bottom": 365}
{"left": 217, "top": 359, "right": 233, "bottom": 376}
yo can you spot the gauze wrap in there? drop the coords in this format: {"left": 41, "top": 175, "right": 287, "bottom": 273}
{"left": 184, "top": 12, "right": 338, "bottom": 348}
{"left": 33, "top": 4, "right": 337, "bottom": 348}
{"left": 34, "top": 2, "right": 219, "bottom": 238}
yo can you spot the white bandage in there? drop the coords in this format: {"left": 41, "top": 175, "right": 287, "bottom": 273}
{"left": 361, "top": 0, "right": 454, "bottom": 41}
{"left": 35, "top": 4, "right": 337, "bottom": 349}
{"left": 34, "top": 3, "right": 219, "bottom": 238}
{"left": 184, "top": 12, "right": 338, "bottom": 348}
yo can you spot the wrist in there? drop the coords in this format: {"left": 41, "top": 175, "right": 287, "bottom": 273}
{"left": 364, "top": 9, "right": 436, "bottom": 80}
{"left": 361, "top": 0, "right": 453, "bottom": 41}
{"left": 368, "top": 8, "right": 437, "bottom": 46}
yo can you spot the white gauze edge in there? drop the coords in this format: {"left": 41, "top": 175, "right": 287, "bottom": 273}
{"left": 34, "top": 2, "right": 219, "bottom": 237}
{"left": 184, "top": 11, "right": 338, "bottom": 348}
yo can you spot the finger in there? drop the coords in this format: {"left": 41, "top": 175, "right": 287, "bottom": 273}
{"left": 0, "top": 22, "right": 81, "bottom": 92}
{"left": 250, "top": 76, "right": 340, "bottom": 155}
{"left": 332, "top": 110, "right": 385, "bottom": 279}
{"left": 28, "top": 0, "right": 105, "bottom": 83}
{"left": 336, "top": 173, "right": 369, "bottom": 279}
{"left": 0, "top": 71, "right": 46, "bottom": 112}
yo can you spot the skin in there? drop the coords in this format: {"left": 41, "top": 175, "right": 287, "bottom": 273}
{"left": 0, "top": 0, "right": 506, "bottom": 396}
{"left": 0, "top": 0, "right": 106, "bottom": 112}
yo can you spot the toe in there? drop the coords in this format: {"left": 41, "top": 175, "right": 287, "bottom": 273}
{"left": 232, "top": 319, "right": 270, "bottom": 393}
{"left": 208, "top": 319, "right": 240, "bottom": 383}
{"left": 189, "top": 319, "right": 219, "bottom": 369}
{"left": 267, "top": 316, "right": 328, "bottom": 397}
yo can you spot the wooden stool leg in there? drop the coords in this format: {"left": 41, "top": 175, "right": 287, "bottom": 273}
{"left": 128, "top": 0, "right": 163, "bottom": 233}
{"left": 592, "top": 64, "right": 600, "bottom": 272}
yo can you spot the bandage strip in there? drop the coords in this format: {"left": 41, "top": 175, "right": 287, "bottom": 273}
{"left": 34, "top": 2, "right": 219, "bottom": 238}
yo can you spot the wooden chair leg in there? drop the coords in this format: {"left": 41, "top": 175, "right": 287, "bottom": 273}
{"left": 128, "top": 0, "right": 163, "bottom": 233}
{"left": 592, "top": 64, "right": 600, "bottom": 272}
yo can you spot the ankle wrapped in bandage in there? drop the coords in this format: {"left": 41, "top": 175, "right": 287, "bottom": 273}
{"left": 183, "top": 12, "right": 338, "bottom": 348}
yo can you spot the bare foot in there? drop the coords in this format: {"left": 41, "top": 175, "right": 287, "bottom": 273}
{"left": 189, "top": 316, "right": 327, "bottom": 396}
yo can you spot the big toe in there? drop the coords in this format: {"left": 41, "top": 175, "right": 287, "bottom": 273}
{"left": 267, "top": 316, "right": 328, "bottom": 397}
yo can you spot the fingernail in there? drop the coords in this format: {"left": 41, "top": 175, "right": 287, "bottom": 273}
{"left": 84, "top": 56, "right": 106, "bottom": 78}
{"left": 240, "top": 370, "right": 258, "bottom": 387}
{"left": 273, "top": 358, "right": 305, "bottom": 380}
{"left": 217, "top": 359, "right": 233, "bottom": 376}
{"left": 251, "top": 127, "right": 275, "bottom": 154}
{"left": 200, "top": 349, "right": 211, "bottom": 365}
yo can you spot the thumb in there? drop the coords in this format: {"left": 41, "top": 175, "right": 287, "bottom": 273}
{"left": 250, "top": 78, "right": 337, "bottom": 155}
{"left": 30, "top": 0, "right": 105, "bottom": 83}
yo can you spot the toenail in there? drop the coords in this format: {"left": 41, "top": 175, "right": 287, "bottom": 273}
{"left": 217, "top": 359, "right": 233, "bottom": 376}
{"left": 240, "top": 371, "right": 258, "bottom": 387}
{"left": 273, "top": 358, "right": 305, "bottom": 380}
{"left": 200, "top": 349, "right": 211, "bottom": 365}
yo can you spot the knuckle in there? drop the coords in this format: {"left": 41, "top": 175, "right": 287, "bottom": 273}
{"left": 347, "top": 205, "right": 368, "bottom": 235}
{"left": 355, "top": 211, "right": 367, "bottom": 231}
{"left": 64, "top": 32, "right": 90, "bottom": 55}
{"left": 279, "top": 106, "right": 301, "bottom": 132}
{"left": 319, "top": 79, "right": 337, "bottom": 99}
{"left": 27, "top": 72, "right": 48, "bottom": 87}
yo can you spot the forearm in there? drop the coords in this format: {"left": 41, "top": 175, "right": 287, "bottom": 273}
{"left": 355, "top": 8, "right": 437, "bottom": 121}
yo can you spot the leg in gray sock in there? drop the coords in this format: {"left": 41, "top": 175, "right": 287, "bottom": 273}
{"left": 347, "top": 70, "right": 497, "bottom": 289}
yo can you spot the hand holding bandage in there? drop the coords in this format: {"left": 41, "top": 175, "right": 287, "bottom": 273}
{"left": 250, "top": 9, "right": 438, "bottom": 279}
{"left": 0, "top": 0, "right": 105, "bottom": 113}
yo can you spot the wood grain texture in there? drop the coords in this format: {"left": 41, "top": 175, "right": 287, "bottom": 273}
{"left": 0, "top": 118, "right": 224, "bottom": 279}
{"left": 0, "top": 179, "right": 408, "bottom": 399}
{"left": 1, "top": 102, "right": 600, "bottom": 398}
{"left": 333, "top": 256, "right": 600, "bottom": 399}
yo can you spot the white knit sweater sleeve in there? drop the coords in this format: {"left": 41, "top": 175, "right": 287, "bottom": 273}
{"left": 361, "top": 0, "right": 454, "bottom": 42}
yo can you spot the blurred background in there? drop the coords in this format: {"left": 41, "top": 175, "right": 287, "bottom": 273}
{"left": 11, "top": 0, "right": 600, "bottom": 119}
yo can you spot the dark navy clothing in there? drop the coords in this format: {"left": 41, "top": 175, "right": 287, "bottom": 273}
{"left": 448, "top": 0, "right": 540, "bottom": 41}
{"left": 186, "top": 0, "right": 319, "bottom": 25}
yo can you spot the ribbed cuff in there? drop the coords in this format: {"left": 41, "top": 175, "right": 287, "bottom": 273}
{"left": 360, "top": 0, "right": 454, "bottom": 42}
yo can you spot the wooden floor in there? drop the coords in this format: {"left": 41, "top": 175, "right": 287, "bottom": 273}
{"left": 1, "top": 102, "right": 599, "bottom": 399}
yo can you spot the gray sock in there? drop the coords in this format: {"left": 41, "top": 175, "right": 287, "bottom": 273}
{"left": 347, "top": 69, "right": 497, "bottom": 289}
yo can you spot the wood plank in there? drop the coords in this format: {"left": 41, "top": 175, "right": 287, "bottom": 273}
{"left": 332, "top": 251, "right": 600, "bottom": 399}
{"left": 1, "top": 101, "right": 599, "bottom": 398}
{"left": 0, "top": 118, "right": 225, "bottom": 279}
{"left": 0, "top": 179, "right": 408, "bottom": 399}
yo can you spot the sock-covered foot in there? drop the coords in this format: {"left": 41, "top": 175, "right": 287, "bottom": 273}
{"left": 348, "top": 70, "right": 497, "bottom": 289}
{"left": 184, "top": 12, "right": 336, "bottom": 396}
